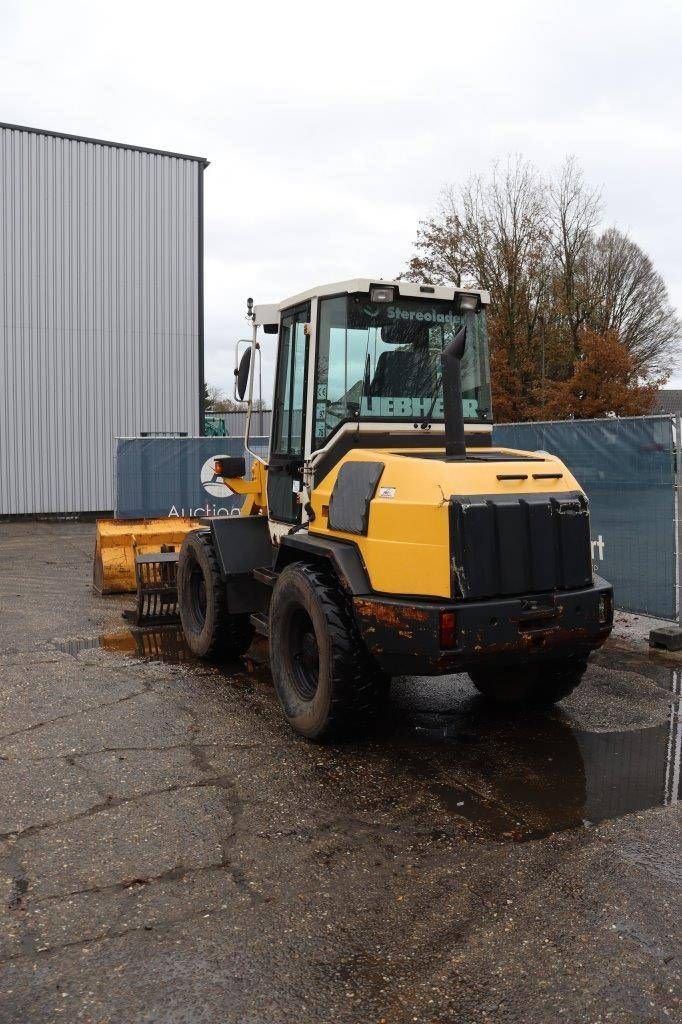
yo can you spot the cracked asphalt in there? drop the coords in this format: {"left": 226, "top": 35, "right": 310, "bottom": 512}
{"left": 0, "top": 521, "right": 680, "bottom": 1023}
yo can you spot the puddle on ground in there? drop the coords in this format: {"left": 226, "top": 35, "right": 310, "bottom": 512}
{"left": 54, "top": 628, "right": 190, "bottom": 664}
{"left": 100, "top": 626, "right": 189, "bottom": 664}
{"left": 56, "top": 627, "right": 682, "bottom": 842}
{"left": 55, "top": 625, "right": 271, "bottom": 676}
{"left": 389, "top": 644, "right": 681, "bottom": 841}
{"left": 395, "top": 701, "right": 682, "bottom": 841}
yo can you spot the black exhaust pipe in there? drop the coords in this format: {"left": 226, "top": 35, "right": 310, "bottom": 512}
{"left": 440, "top": 323, "right": 467, "bottom": 459}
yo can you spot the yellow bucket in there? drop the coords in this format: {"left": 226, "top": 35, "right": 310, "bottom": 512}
{"left": 93, "top": 517, "right": 202, "bottom": 595}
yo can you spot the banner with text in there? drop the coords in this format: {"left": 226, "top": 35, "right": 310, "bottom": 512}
{"left": 115, "top": 436, "right": 269, "bottom": 520}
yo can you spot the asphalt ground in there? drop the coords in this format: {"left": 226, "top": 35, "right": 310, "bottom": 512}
{"left": 0, "top": 521, "right": 680, "bottom": 1024}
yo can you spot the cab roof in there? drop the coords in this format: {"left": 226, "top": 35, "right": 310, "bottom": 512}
{"left": 253, "top": 278, "right": 490, "bottom": 327}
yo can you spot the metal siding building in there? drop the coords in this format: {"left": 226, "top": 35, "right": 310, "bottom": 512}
{"left": 0, "top": 123, "right": 207, "bottom": 515}
{"left": 205, "top": 409, "right": 273, "bottom": 438}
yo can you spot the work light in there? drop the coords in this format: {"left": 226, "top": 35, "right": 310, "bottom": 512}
{"left": 370, "top": 285, "right": 395, "bottom": 303}
{"left": 457, "top": 292, "right": 479, "bottom": 313}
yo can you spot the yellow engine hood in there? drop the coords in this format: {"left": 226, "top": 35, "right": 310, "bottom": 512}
{"left": 309, "top": 447, "right": 583, "bottom": 599}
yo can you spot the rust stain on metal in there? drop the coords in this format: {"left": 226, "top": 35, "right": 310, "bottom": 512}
{"left": 466, "top": 624, "right": 610, "bottom": 659}
{"left": 354, "top": 599, "right": 429, "bottom": 629}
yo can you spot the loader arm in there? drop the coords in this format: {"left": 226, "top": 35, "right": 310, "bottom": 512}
{"left": 221, "top": 459, "right": 268, "bottom": 516}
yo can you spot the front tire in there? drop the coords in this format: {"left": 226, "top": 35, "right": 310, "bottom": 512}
{"left": 178, "top": 531, "right": 253, "bottom": 660}
{"left": 468, "top": 657, "right": 588, "bottom": 707}
{"left": 269, "top": 562, "right": 388, "bottom": 741}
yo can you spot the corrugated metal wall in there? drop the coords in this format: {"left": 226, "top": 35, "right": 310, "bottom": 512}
{"left": 0, "top": 125, "right": 203, "bottom": 514}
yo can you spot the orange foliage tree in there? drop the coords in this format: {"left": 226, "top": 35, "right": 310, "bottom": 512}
{"left": 544, "top": 330, "right": 659, "bottom": 419}
{"left": 405, "top": 157, "right": 679, "bottom": 420}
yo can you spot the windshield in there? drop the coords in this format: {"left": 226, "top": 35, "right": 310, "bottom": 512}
{"left": 313, "top": 293, "right": 492, "bottom": 447}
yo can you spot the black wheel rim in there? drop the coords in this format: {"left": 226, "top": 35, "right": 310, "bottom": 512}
{"left": 288, "top": 607, "right": 320, "bottom": 700}
{"left": 187, "top": 557, "right": 207, "bottom": 628}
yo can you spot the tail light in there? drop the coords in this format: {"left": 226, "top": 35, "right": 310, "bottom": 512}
{"left": 439, "top": 611, "right": 457, "bottom": 649}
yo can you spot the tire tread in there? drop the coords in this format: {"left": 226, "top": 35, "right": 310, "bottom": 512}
{"left": 178, "top": 531, "right": 253, "bottom": 660}
{"left": 272, "top": 562, "right": 387, "bottom": 739}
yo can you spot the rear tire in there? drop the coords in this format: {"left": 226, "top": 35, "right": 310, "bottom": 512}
{"left": 178, "top": 530, "right": 253, "bottom": 660}
{"left": 269, "top": 562, "right": 388, "bottom": 741}
{"left": 468, "top": 657, "right": 587, "bottom": 707}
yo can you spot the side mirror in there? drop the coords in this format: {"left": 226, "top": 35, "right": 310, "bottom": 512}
{"left": 236, "top": 347, "right": 252, "bottom": 401}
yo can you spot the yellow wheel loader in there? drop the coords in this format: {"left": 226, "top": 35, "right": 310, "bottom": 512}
{"left": 177, "top": 279, "right": 613, "bottom": 740}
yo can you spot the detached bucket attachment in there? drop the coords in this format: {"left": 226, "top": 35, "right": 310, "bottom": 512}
{"left": 93, "top": 517, "right": 201, "bottom": 595}
{"left": 129, "top": 549, "right": 180, "bottom": 626}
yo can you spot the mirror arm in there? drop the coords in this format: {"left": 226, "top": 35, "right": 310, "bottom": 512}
{"left": 243, "top": 323, "right": 266, "bottom": 467}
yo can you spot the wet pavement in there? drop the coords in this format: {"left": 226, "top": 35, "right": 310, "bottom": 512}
{"left": 0, "top": 521, "right": 680, "bottom": 1023}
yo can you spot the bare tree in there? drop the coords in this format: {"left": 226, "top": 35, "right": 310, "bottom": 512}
{"left": 405, "top": 189, "right": 467, "bottom": 287}
{"left": 588, "top": 227, "right": 679, "bottom": 379}
{"left": 205, "top": 383, "right": 226, "bottom": 410}
{"left": 205, "top": 383, "right": 244, "bottom": 413}
{"left": 407, "top": 158, "right": 551, "bottom": 366}
{"left": 459, "top": 159, "right": 551, "bottom": 369}
{"left": 205, "top": 381, "right": 271, "bottom": 414}
{"left": 548, "top": 157, "right": 602, "bottom": 355}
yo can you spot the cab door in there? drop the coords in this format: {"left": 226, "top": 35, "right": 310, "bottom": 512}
{"left": 267, "top": 303, "right": 310, "bottom": 524}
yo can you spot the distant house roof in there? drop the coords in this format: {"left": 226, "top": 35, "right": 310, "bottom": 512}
{"left": 655, "top": 390, "right": 682, "bottom": 415}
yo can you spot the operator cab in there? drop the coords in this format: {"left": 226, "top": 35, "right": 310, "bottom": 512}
{"left": 240, "top": 279, "right": 492, "bottom": 529}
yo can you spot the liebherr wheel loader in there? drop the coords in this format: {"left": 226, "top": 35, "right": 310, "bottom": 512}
{"left": 177, "top": 279, "right": 613, "bottom": 740}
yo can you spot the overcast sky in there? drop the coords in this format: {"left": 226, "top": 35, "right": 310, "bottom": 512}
{"left": 3, "top": 0, "right": 682, "bottom": 397}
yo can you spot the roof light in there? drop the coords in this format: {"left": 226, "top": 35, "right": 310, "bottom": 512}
{"left": 457, "top": 292, "right": 479, "bottom": 313}
{"left": 370, "top": 285, "right": 395, "bottom": 303}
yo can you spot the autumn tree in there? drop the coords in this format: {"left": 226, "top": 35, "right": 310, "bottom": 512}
{"left": 405, "top": 156, "right": 680, "bottom": 420}
{"left": 545, "top": 330, "right": 659, "bottom": 419}
{"left": 547, "top": 157, "right": 601, "bottom": 359}
{"left": 489, "top": 347, "right": 530, "bottom": 422}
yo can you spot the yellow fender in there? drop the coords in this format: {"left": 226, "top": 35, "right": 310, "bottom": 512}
{"left": 93, "top": 517, "right": 202, "bottom": 595}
